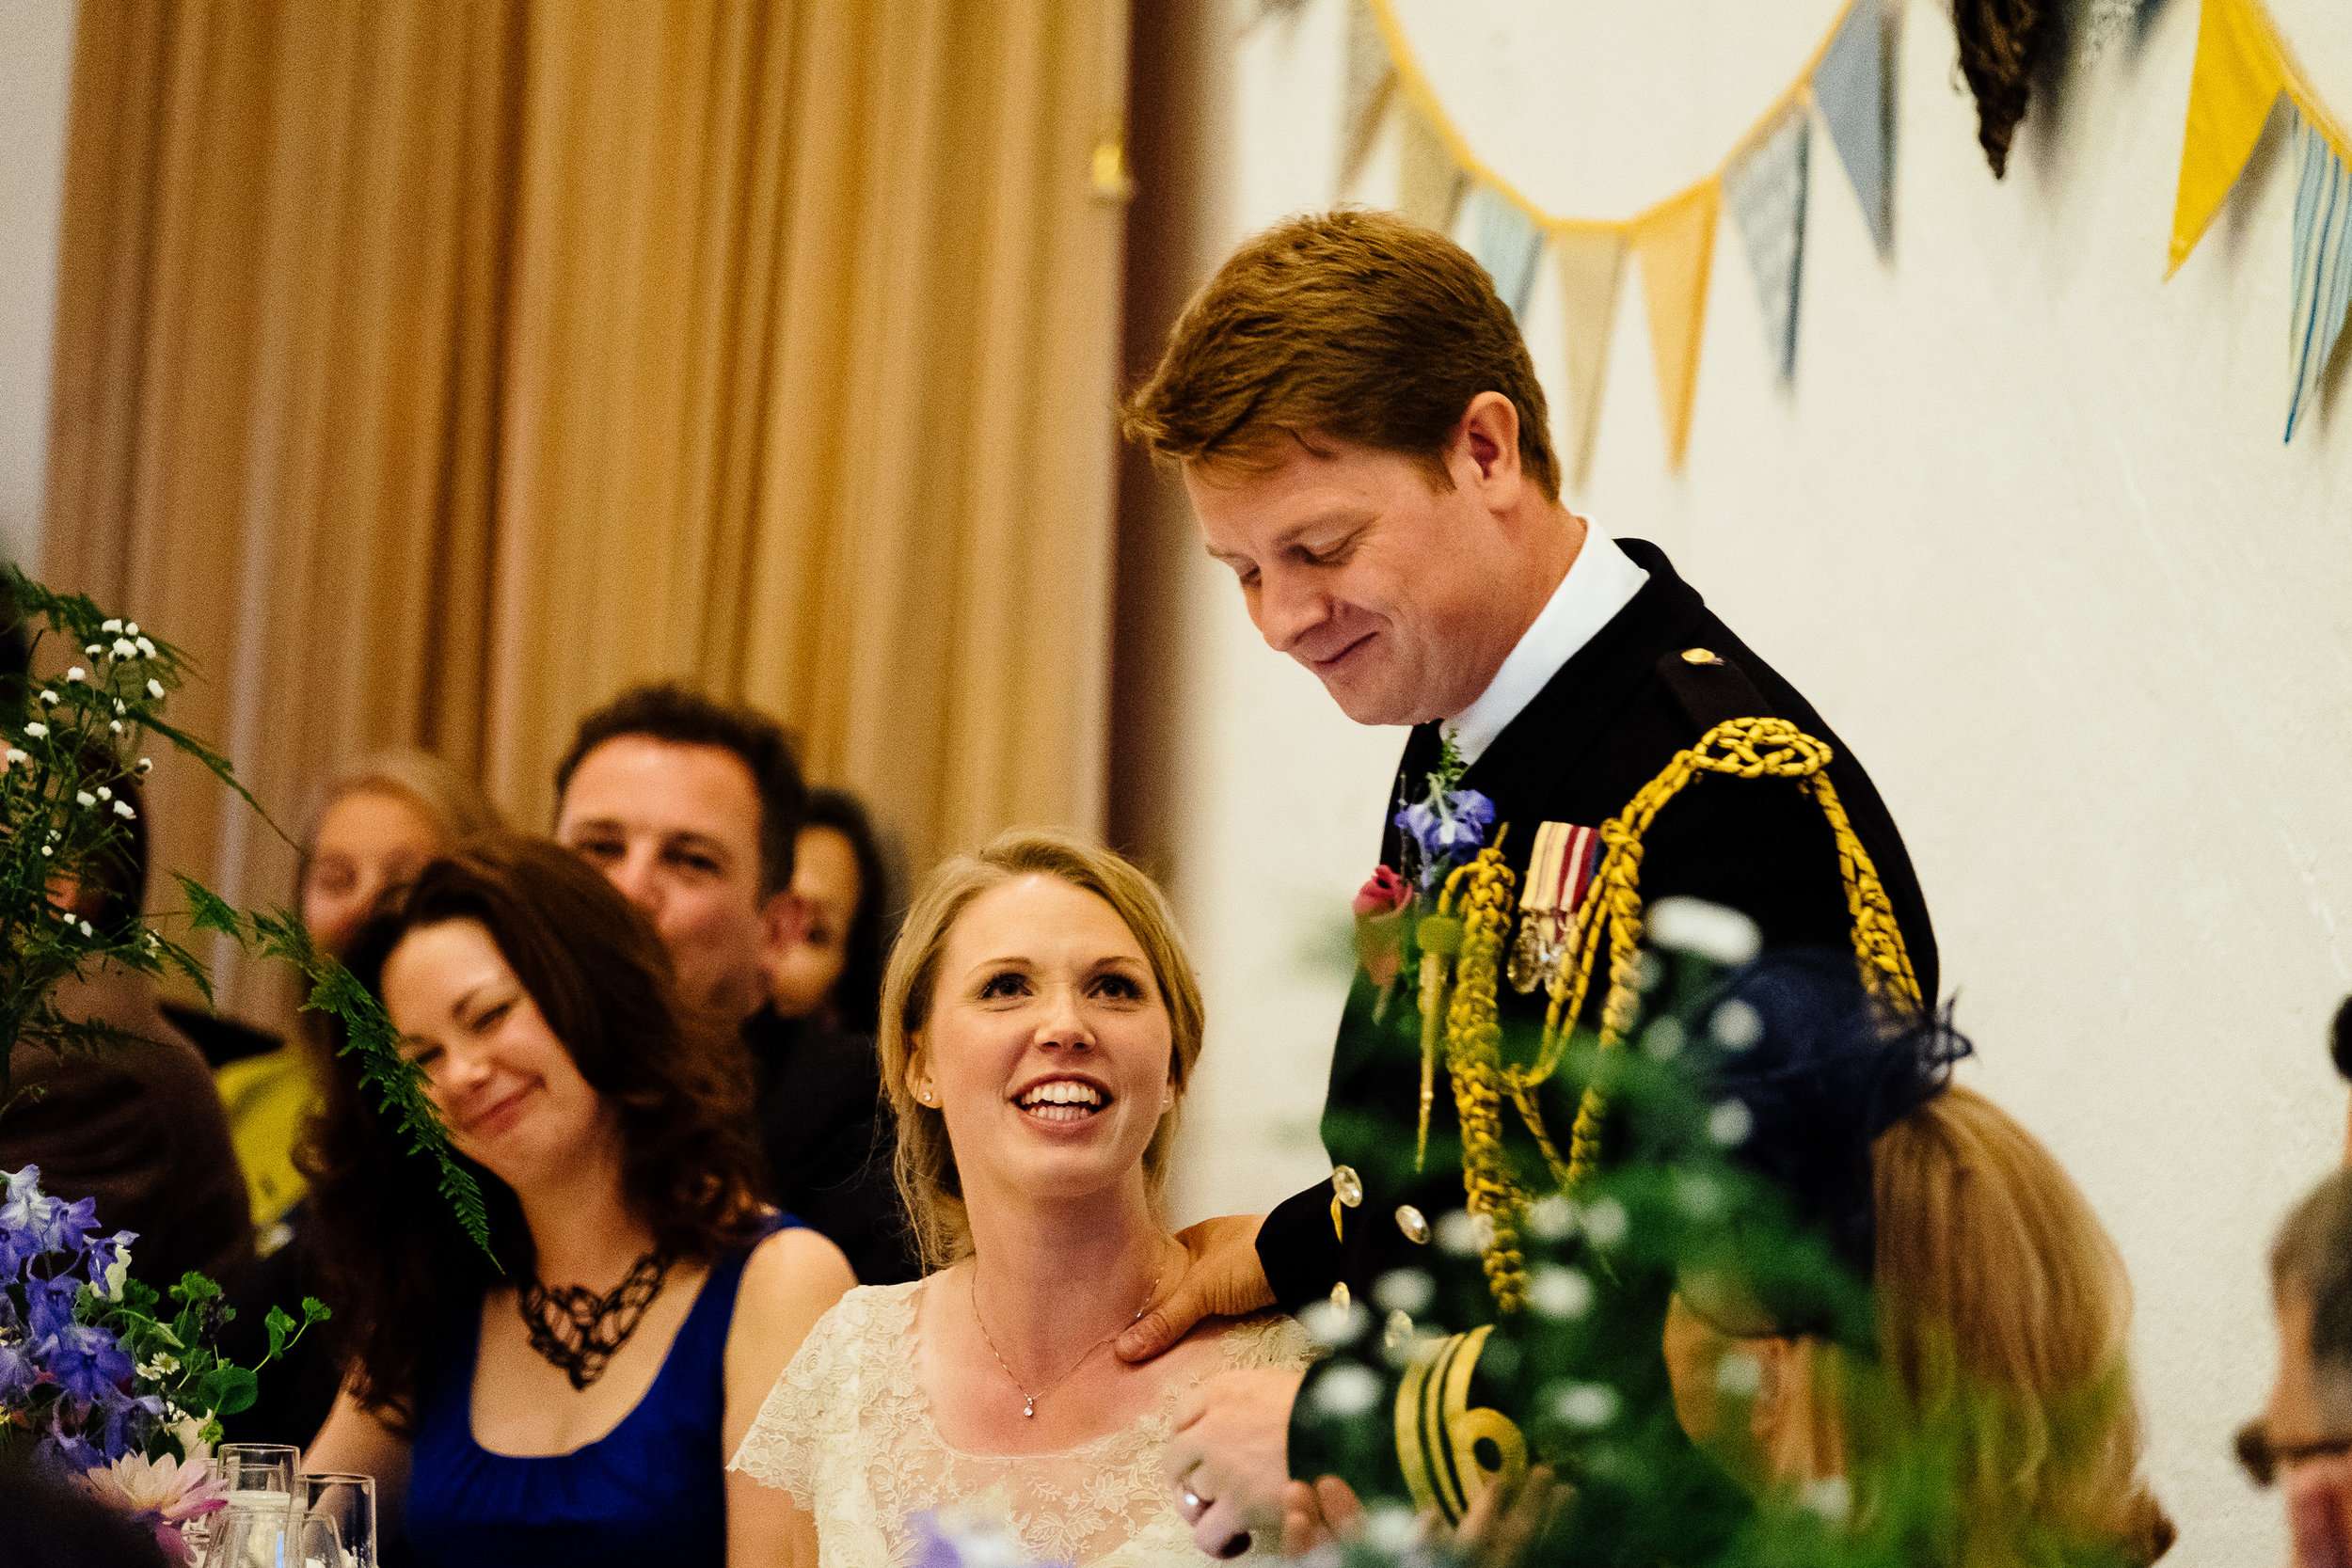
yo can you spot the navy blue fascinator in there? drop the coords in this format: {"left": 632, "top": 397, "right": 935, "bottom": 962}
{"left": 1695, "top": 948, "right": 1972, "bottom": 1326}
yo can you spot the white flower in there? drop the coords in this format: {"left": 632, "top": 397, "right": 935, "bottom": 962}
{"left": 124, "top": 622, "right": 139, "bottom": 636}
{"left": 1310, "top": 1364, "right": 1383, "bottom": 1418}
{"left": 1801, "top": 1477, "right": 1852, "bottom": 1523}
{"left": 85, "top": 643, "right": 103, "bottom": 657}
{"left": 38, "top": 689, "right": 57, "bottom": 705}
{"left": 135, "top": 638, "right": 156, "bottom": 657}
{"left": 1530, "top": 1264, "right": 1594, "bottom": 1320}
{"left": 65, "top": 666, "right": 86, "bottom": 683}
{"left": 109, "top": 721, "right": 123, "bottom": 735}
{"left": 102, "top": 618, "right": 122, "bottom": 632}
{"left": 135, "top": 757, "right": 153, "bottom": 774}
{"left": 113, "top": 800, "right": 135, "bottom": 820}
{"left": 23, "top": 721, "right": 47, "bottom": 738}
{"left": 1580, "top": 1196, "right": 1629, "bottom": 1247}
{"left": 78, "top": 919, "right": 93, "bottom": 937}
{"left": 95, "top": 785, "right": 111, "bottom": 800}
{"left": 113, "top": 700, "right": 125, "bottom": 714}
{"left": 39, "top": 846, "right": 52, "bottom": 859}
{"left": 1708, "top": 1100, "right": 1756, "bottom": 1148}
{"left": 147, "top": 679, "right": 165, "bottom": 699}
{"left": 75, "top": 789, "right": 96, "bottom": 808}
{"left": 1716, "top": 1351, "right": 1764, "bottom": 1399}
{"left": 113, "top": 638, "right": 136, "bottom": 658}
{"left": 1550, "top": 1381, "right": 1621, "bottom": 1430}
{"left": 2, "top": 749, "right": 20, "bottom": 765}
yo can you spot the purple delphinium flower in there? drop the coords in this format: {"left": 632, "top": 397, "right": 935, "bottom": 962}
{"left": 24, "top": 1274, "right": 81, "bottom": 1343}
{"left": 1394, "top": 789, "right": 1497, "bottom": 891}
{"left": 47, "top": 1322, "right": 134, "bottom": 1404}
{"left": 40, "top": 1431, "right": 105, "bottom": 1478}
{"left": 0, "top": 1338, "right": 36, "bottom": 1402}
{"left": 1, "top": 1185, "right": 99, "bottom": 1264}
{"left": 94, "top": 1387, "right": 167, "bottom": 1461}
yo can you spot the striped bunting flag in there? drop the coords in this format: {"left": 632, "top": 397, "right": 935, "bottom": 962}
{"left": 2286, "top": 111, "right": 2352, "bottom": 441}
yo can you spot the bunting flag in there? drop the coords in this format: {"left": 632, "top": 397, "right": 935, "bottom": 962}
{"left": 1635, "top": 182, "right": 1721, "bottom": 470}
{"left": 1396, "top": 103, "right": 1468, "bottom": 234}
{"left": 1553, "top": 229, "right": 1626, "bottom": 487}
{"left": 2165, "top": 0, "right": 2352, "bottom": 438}
{"left": 2168, "top": 0, "right": 2287, "bottom": 277}
{"left": 1349, "top": 0, "right": 1890, "bottom": 473}
{"left": 2286, "top": 113, "right": 2352, "bottom": 441}
{"left": 1814, "top": 0, "right": 1892, "bottom": 253}
{"left": 1724, "top": 109, "right": 1811, "bottom": 380}
{"left": 1464, "top": 185, "right": 1547, "bottom": 321}
{"left": 1340, "top": 0, "right": 1396, "bottom": 192}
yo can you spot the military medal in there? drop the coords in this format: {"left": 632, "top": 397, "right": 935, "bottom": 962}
{"left": 1507, "top": 821, "right": 1603, "bottom": 995}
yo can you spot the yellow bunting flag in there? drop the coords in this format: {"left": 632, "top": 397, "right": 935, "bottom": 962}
{"left": 2169, "top": 0, "right": 2286, "bottom": 277}
{"left": 1551, "top": 228, "right": 1627, "bottom": 489}
{"left": 1397, "top": 103, "right": 1468, "bottom": 233}
{"left": 1634, "top": 181, "right": 1721, "bottom": 471}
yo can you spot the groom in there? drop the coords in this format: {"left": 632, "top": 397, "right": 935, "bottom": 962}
{"left": 1114, "top": 209, "right": 1938, "bottom": 1553}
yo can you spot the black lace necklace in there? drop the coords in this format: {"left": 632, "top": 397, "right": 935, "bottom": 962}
{"left": 517, "top": 1250, "right": 674, "bottom": 1390}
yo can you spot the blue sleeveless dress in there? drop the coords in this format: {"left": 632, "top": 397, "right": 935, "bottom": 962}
{"left": 405, "top": 1216, "right": 799, "bottom": 1567}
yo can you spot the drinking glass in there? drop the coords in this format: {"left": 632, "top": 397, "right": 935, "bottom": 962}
{"left": 199, "top": 1487, "right": 292, "bottom": 1568}
{"left": 216, "top": 1443, "right": 300, "bottom": 1499}
{"left": 296, "top": 1472, "right": 377, "bottom": 1568}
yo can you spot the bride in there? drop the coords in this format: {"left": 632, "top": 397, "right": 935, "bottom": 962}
{"left": 731, "top": 831, "right": 1308, "bottom": 1567}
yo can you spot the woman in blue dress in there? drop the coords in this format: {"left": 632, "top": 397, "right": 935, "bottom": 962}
{"left": 303, "top": 835, "right": 855, "bottom": 1566}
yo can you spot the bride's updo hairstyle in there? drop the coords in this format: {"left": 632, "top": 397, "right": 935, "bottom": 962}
{"left": 878, "top": 830, "right": 1205, "bottom": 1271}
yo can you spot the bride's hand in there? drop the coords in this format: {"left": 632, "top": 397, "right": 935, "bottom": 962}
{"left": 1115, "top": 1213, "right": 1273, "bottom": 1362}
{"left": 1279, "top": 1477, "right": 1363, "bottom": 1556}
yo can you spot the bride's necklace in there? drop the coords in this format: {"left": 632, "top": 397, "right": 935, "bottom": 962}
{"left": 518, "top": 1249, "right": 674, "bottom": 1391}
{"left": 968, "top": 1253, "right": 1168, "bottom": 1419}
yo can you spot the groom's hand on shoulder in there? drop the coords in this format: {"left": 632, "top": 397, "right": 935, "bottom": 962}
{"left": 1115, "top": 1212, "right": 1272, "bottom": 1362}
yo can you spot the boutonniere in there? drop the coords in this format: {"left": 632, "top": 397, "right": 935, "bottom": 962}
{"left": 1354, "top": 733, "right": 1498, "bottom": 1033}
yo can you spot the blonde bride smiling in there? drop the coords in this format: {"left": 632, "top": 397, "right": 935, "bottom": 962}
{"left": 731, "top": 832, "right": 1308, "bottom": 1568}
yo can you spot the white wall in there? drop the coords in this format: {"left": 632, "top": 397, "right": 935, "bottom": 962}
{"left": 0, "top": 0, "right": 74, "bottom": 572}
{"left": 1158, "top": 3, "right": 2352, "bottom": 1563}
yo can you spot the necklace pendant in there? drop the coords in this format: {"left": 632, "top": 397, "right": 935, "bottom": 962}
{"left": 1022, "top": 1399, "right": 1036, "bottom": 1418}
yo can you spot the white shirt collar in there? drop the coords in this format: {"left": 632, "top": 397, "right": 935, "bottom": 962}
{"left": 1443, "top": 531, "right": 1650, "bottom": 767}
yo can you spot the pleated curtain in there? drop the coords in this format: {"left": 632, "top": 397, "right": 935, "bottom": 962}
{"left": 42, "top": 0, "right": 1128, "bottom": 1021}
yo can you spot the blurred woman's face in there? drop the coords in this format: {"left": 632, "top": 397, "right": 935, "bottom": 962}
{"left": 303, "top": 790, "right": 444, "bottom": 957}
{"left": 770, "top": 825, "right": 863, "bottom": 1022}
{"left": 381, "top": 918, "right": 613, "bottom": 1194}
{"left": 908, "top": 874, "right": 1175, "bottom": 1211}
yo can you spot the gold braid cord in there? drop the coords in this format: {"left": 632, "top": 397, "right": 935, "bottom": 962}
{"left": 1517, "top": 716, "right": 1924, "bottom": 1190}
{"left": 1436, "top": 847, "right": 1526, "bottom": 1311}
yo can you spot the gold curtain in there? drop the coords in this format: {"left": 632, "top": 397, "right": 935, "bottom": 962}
{"left": 43, "top": 0, "right": 1127, "bottom": 1020}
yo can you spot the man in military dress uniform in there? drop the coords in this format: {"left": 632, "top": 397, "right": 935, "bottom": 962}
{"left": 1113, "top": 209, "right": 1938, "bottom": 1556}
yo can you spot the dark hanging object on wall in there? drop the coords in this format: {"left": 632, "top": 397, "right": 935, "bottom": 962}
{"left": 1954, "top": 0, "right": 2058, "bottom": 178}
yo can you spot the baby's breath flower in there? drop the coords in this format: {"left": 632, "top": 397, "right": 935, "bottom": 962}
{"left": 77, "top": 919, "right": 93, "bottom": 937}
{"left": 2, "top": 749, "right": 20, "bottom": 765}
{"left": 124, "top": 622, "right": 139, "bottom": 636}
{"left": 75, "top": 789, "right": 96, "bottom": 808}
{"left": 135, "top": 637, "right": 156, "bottom": 657}
{"left": 84, "top": 643, "right": 103, "bottom": 657}
{"left": 109, "top": 721, "right": 123, "bottom": 735}
{"left": 39, "top": 846, "right": 52, "bottom": 858}
{"left": 146, "top": 679, "right": 165, "bottom": 700}
{"left": 38, "top": 689, "right": 57, "bottom": 705}
{"left": 112, "top": 638, "right": 135, "bottom": 658}
{"left": 113, "top": 800, "right": 135, "bottom": 820}
{"left": 95, "top": 786, "right": 111, "bottom": 800}
{"left": 135, "top": 757, "right": 152, "bottom": 774}
{"left": 65, "top": 667, "right": 86, "bottom": 683}
{"left": 102, "top": 618, "right": 122, "bottom": 632}
{"left": 22, "top": 721, "right": 47, "bottom": 738}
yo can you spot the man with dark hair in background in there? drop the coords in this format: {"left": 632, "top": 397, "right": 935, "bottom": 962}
{"left": 2253, "top": 1166, "right": 2352, "bottom": 1566}
{"left": 553, "top": 682, "right": 915, "bottom": 1284}
{"left": 0, "top": 749, "right": 255, "bottom": 1293}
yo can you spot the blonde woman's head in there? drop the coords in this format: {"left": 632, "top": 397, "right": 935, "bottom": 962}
{"left": 877, "top": 830, "right": 1204, "bottom": 1270}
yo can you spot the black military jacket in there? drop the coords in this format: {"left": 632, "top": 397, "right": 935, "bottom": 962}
{"left": 1255, "top": 538, "right": 1938, "bottom": 1312}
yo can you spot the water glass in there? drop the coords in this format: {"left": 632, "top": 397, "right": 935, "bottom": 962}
{"left": 216, "top": 1443, "right": 300, "bottom": 1500}
{"left": 297, "top": 1472, "right": 377, "bottom": 1568}
{"left": 200, "top": 1487, "right": 292, "bottom": 1568}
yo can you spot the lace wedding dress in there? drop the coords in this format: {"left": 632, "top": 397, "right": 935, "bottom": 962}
{"left": 731, "top": 1280, "right": 1313, "bottom": 1568}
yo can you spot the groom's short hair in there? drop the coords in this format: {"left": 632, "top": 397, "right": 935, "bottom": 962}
{"left": 1121, "top": 207, "right": 1561, "bottom": 502}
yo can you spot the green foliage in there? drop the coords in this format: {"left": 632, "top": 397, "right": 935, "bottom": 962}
{"left": 0, "top": 567, "right": 493, "bottom": 1257}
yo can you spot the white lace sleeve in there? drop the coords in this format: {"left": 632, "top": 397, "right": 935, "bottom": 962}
{"left": 729, "top": 1286, "right": 871, "bottom": 1501}
{"left": 1218, "top": 1313, "right": 1317, "bottom": 1372}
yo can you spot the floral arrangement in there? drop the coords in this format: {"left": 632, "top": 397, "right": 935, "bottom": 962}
{"left": 1355, "top": 732, "right": 1495, "bottom": 1023}
{"left": 2, "top": 1164, "right": 324, "bottom": 1562}
{"left": 0, "top": 571, "right": 489, "bottom": 1242}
